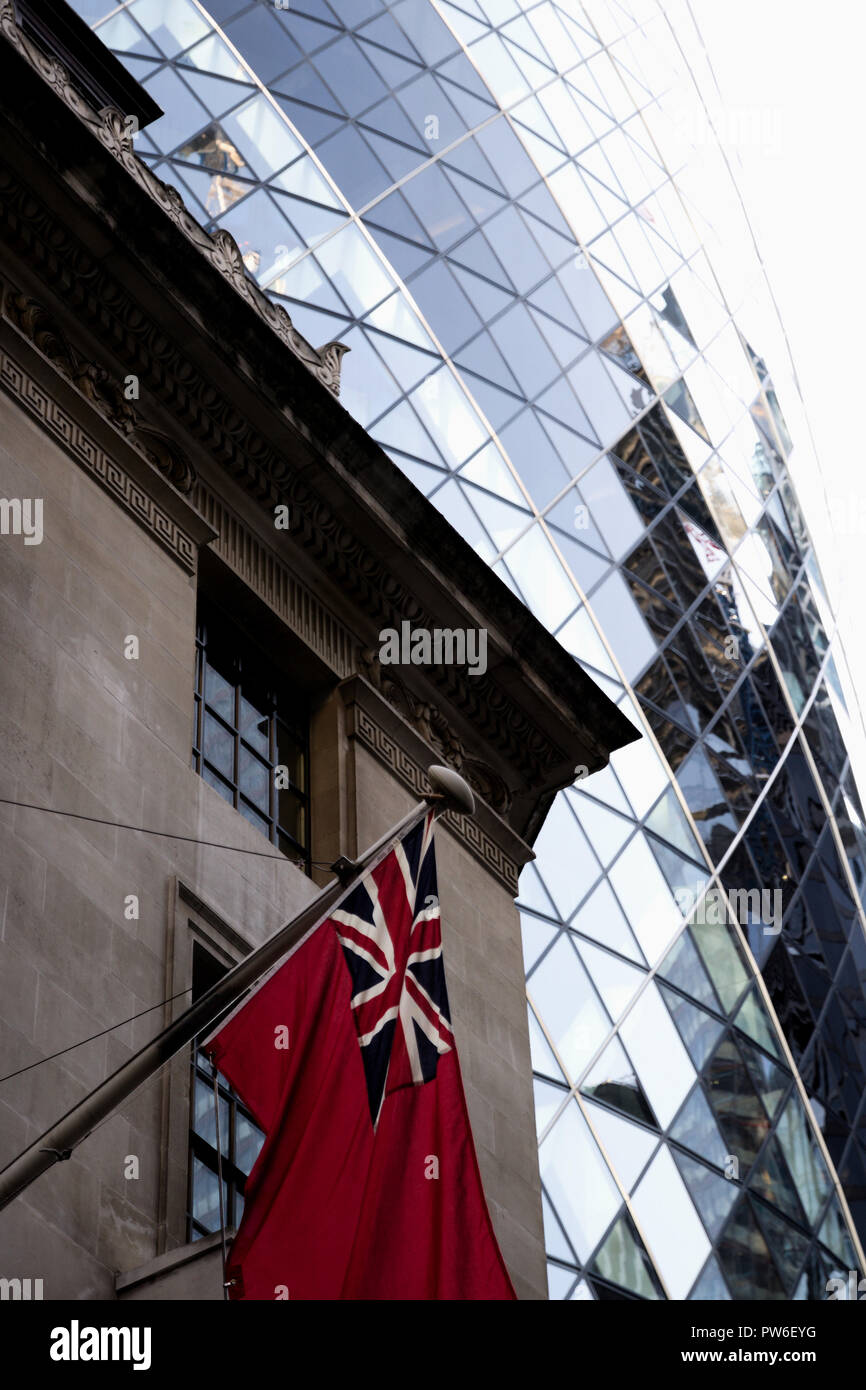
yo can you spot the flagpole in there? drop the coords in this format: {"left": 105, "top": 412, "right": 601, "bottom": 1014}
{"left": 0, "top": 765, "right": 475, "bottom": 1214}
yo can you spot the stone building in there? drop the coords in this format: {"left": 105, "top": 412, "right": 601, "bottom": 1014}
{"left": 0, "top": 2, "right": 634, "bottom": 1300}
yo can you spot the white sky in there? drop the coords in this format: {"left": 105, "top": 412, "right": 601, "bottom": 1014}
{"left": 686, "top": 0, "right": 866, "bottom": 789}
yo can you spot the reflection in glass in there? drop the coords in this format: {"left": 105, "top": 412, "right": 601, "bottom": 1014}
{"left": 539, "top": 1100, "right": 621, "bottom": 1262}
{"left": 717, "top": 1199, "right": 787, "bottom": 1300}
{"left": 582, "top": 1036, "right": 657, "bottom": 1126}
{"left": 591, "top": 1215, "right": 661, "bottom": 1299}
{"left": 87, "top": 0, "right": 866, "bottom": 1296}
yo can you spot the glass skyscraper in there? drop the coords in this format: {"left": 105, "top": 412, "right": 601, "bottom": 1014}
{"left": 74, "top": 0, "right": 866, "bottom": 1299}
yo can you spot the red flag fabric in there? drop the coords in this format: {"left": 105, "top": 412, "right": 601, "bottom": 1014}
{"left": 207, "top": 812, "right": 516, "bottom": 1300}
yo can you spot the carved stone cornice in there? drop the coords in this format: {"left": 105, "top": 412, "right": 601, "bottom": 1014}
{"left": 0, "top": 0, "right": 346, "bottom": 398}
{"left": 0, "top": 340, "right": 204, "bottom": 573}
{"left": 0, "top": 267, "right": 217, "bottom": 572}
{"left": 358, "top": 649, "right": 513, "bottom": 816}
{"left": 341, "top": 677, "right": 529, "bottom": 895}
{"left": 3, "top": 288, "right": 197, "bottom": 494}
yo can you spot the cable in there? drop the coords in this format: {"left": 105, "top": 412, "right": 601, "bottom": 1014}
{"left": 0, "top": 989, "right": 192, "bottom": 1086}
{"left": 0, "top": 796, "right": 333, "bottom": 867}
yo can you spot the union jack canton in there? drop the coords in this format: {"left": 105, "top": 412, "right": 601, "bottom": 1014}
{"left": 330, "top": 813, "right": 453, "bottom": 1127}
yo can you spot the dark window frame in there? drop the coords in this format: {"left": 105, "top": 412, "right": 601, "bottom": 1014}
{"left": 186, "top": 943, "right": 265, "bottom": 1242}
{"left": 192, "top": 596, "right": 311, "bottom": 868}
{"left": 187, "top": 1051, "right": 264, "bottom": 1242}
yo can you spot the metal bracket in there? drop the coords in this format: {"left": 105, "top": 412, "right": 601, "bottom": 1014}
{"left": 329, "top": 854, "right": 358, "bottom": 884}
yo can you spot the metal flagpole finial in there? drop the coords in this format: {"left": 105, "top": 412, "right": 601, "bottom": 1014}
{"left": 426, "top": 765, "right": 475, "bottom": 817}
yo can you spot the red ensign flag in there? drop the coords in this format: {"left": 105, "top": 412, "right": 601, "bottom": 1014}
{"left": 207, "top": 812, "right": 516, "bottom": 1300}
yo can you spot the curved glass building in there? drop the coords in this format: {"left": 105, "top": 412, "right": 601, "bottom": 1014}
{"left": 73, "top": 0, "right": 866, "bottom": 1299}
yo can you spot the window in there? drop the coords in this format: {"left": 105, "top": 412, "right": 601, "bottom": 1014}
{"left": 192, "top": 596, "right": 310, "bottom": 866}
{"left": 187, "top": 944, "right": 265, "bottom": 1242}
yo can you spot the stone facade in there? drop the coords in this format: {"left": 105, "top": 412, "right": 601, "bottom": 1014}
{"left": 0, "top": 1, "right": 636, "bottom": 1303}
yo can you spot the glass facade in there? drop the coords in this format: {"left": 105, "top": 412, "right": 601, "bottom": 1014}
{"left": 78, "top": 0, "right": 866, "bottom": 1298}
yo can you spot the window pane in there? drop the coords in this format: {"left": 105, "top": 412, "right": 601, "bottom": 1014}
{"left": 239, "top": 745, "right": 270, "bottom": 812}
{"left": 278, "top": 791, "right": 307, "bottom": 847}
{"left": 690, "top": 1256, "right": 731, "bottom": 1300}
{"left": 539, "top": 1100, "right": 620, "bottom": 1262}
{"left": 236, "top": 1112, "right": 265, "bottom": 1175}
{"left": 240, "top": 694, "right": 270, "bottom": 755}
{"left": 191, "top": 1156, "right": 226, "bottom": 1234}
{"left": 193, "top": 1074, "right": 229, "bottom": 1155}
{"left": 620, "top": 982, "right": 696, "bottom": 1129}
{"left": 129, "top": 0, "right": 209, "bottom": 58}
{"left": 276, "top": 721, "right": 306, "bottom": 786}
{"left": 717, "top": 1198, "right": 787, "bottom": 1299}
{"left": 591, "top": 1215, "right": 661, "bottom": 1299}
{"left": 608, "top": 835, "right": 682, "bottom": 965}
{"left": 223, "top": 95, "right": 304, "bottom": 177}
{"left": 315, "top": 224, "right": 394, "bottom": 316}
{"left": 753, "top": 1201, "right": 809, "bottom": 1294}
{"left": 669, "top": 1084, "right": 728, "bottom": 1167}
{"left": 194, "top": 599, "right": 310, "bottom": 861}
{"left": 660, "top": 986, "right": 723, "bottom": 1071}
{"left": 581, "top": 1035, "right": 657, "bottom": 1126}
{"left": 690, "top": 918, "right": 750, "bottom": 1014}
{"left": 583, "top": 1100, "right": 657, "bottom": 1191}
{"left": 704, "top": 1035, "right": 768, "bottom": 1168}
{"left": 632, "top": 1147, "right": 711, "bottom": 1300}
{"left": 747, "top": 1135, "right": 806, "bottom": 1226}
{"left": 673, "top": 1150, "right": 738, "bottom": 1241}
{"left": 203, "top": 712, "right": 234, "bottom": 780}
{"left": 204, "top": 659, "right": 235, "bottom": 721}
{"left": 529, "top": 935, "right": 610, "bottom": 1080}
{"left": 775, "top": 1095, "right": 832, "bottom": 1227}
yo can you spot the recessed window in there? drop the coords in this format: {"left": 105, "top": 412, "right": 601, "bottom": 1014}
{"left": 187, "top": 943, "right": 265, "bottom": 1242}
{"left": 192, "top": 597, "right": 310, "bottom": 866}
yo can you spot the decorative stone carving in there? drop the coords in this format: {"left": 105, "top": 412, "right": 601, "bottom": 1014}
{"left": 350, "top": 702, "right": 520, "bottom": 894}
{"left": 0, "top": 347, "right": 197, "bottom": 571}
{"left": 3, "top": 288, "right": 195, "bottom": 494}
{"left": 317, "top": 341, "right": 351, "bottom": 396}
{"left": 0, "top": 1, "right": 345, "bottom": 395}
{"left": 5, "top": 293, "right": 76, "bottom": 373}
{"left": 5, "top": 295, "right": 137, "bottom": 435}
{"left": 135, "top": 425, "right": 196, "bottom": 496}
{"left": 210, "top": 227, "right": 252, "bottom": 298}
{"left": 460, "top": 758, "right": 513, "bottom": 818}
{"left": 359, "top": 649, "right": 513, "bottom": 815}
{"left": 73, "top": 363, "right": 136, "bottom": 435}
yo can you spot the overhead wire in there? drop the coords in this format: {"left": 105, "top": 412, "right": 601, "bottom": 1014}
{"left": 0, "top": 795, "right": 334, "bottom": 867}
{"left": 0, "top": 989, "right": 193, "bottom": 1086}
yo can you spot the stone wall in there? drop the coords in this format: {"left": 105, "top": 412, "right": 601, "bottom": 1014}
{"left": 0, "top": 381, "right": 545, "bottom": 1299}
{"left": 0, "top": 391, "right": 316, "bottom": 1298}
